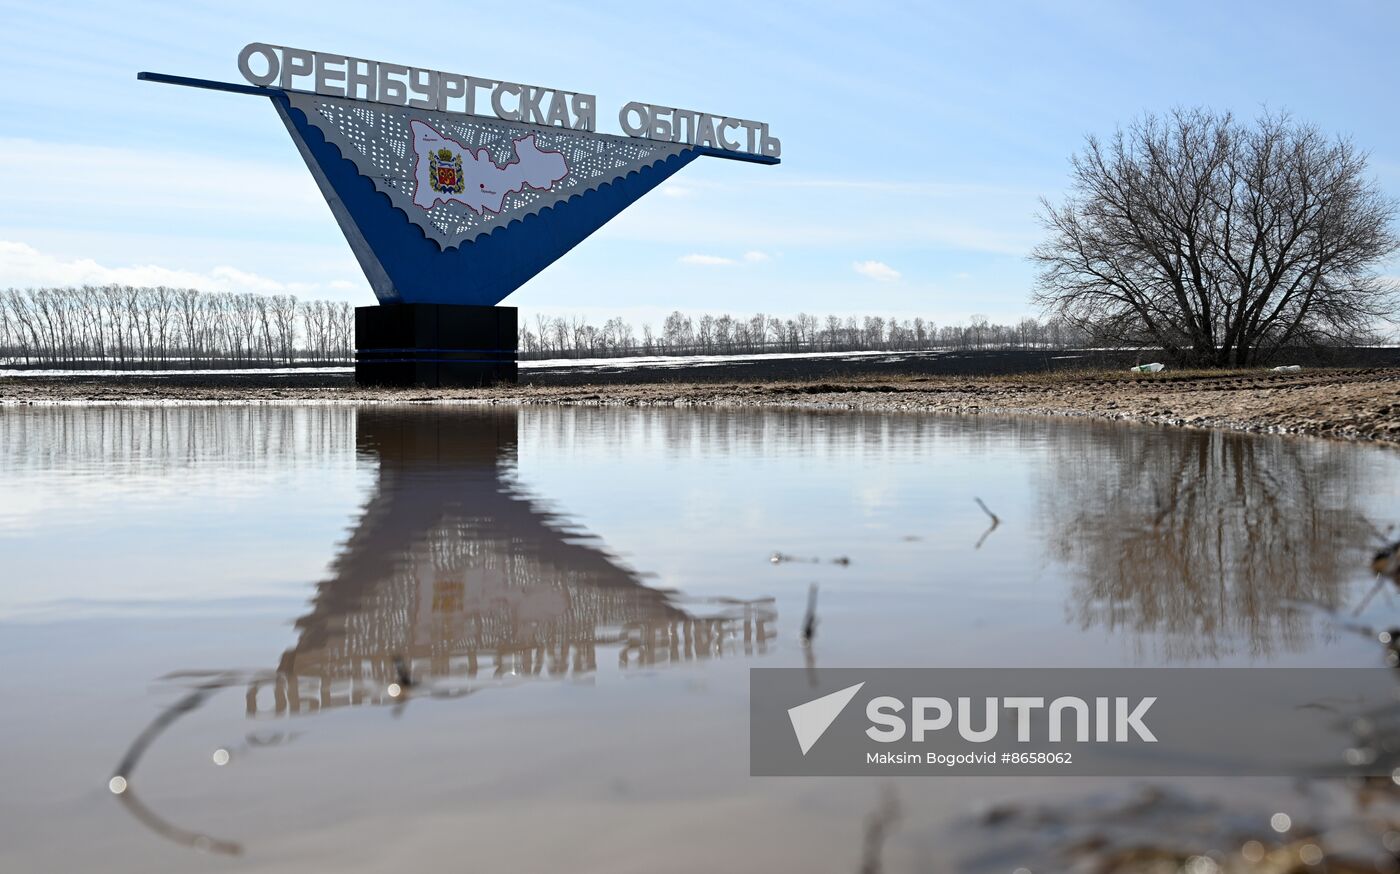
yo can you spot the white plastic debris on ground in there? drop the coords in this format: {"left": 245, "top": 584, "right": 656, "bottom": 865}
{"left": 1270, "top": 365, "right": 1302, "bottom": 373}
{"left": 1130, "top": 363, "right": 1166, "bottom": 373}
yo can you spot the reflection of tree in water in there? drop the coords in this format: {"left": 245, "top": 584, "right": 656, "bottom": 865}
{"left": 1040, "top": 423, "right": 1370, "bottom": 660}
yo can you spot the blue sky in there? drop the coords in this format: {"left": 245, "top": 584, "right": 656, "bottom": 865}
{"left": 2, "top": 0, "right": 1397, "bottom": 329}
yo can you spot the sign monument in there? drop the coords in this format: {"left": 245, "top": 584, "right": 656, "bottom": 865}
{"left": 140, "top": 44, "right": 780, "bottom": 385}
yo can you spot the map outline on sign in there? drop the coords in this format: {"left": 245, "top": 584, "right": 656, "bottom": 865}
{"left": 409, "top": 119, "right": 569, "bottom": 215}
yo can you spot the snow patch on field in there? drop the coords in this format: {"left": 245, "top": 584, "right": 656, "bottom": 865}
{"left": 0, "top": 366, "right": 354, "bottom": 377}
{"left": 520, "top": 349, "right": 947, "bottom": 371}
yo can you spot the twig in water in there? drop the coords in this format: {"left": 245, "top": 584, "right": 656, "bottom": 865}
{"left": 858, "top": 785, "right": 902, "bottom": 874}
{"left": 109, "top": 675, "right": 244, "bottom": 856}
{"left": 772, "top": 552, "right": 821, "bottom": 565}
{"left": 393, "top": 655, "right": 415, "bottom": 690}
{"left": 772, "top": 552, "right": 851, "bottom": 566}
{"left": 389, "top": 655, "right": 417, "bottom": 718}
{"left": 801, "top": 584, "right": 819, "bottom": 646}
{"left": 1374, "top": 542, "right": 1400, "bottom": 581}
{"left": 974, "top": 497, "right": 1000, "bottom": 526}
{"left": 115, "top": 788, "right": 242, "bottom": 857}
{"left": 1354, "top": 574, "right": 1388, "bottom": 617}
{"left": 1359, "top": 515, "right": 1395, "bottom": 545}
{"left": 973, "top": 497, "right": 1001, "bottom": 550}
{"left": 1354, "top": 537, "right": 1400, "bottom": 616}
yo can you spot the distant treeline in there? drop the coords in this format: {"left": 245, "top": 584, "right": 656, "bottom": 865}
{"left": 0, "top": 286, "right": 352, "bottom": 368}
{"left": 0, "top": 289, "right": 1108, "bottom": 368}
{"left": 521, "top": 311, "right": 1096, "bottom": 359}
{"left": 10, "top": 287, "right": 1365, "bottom": 371}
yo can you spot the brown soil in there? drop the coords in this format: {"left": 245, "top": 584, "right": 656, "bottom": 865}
{"left": 3, "top": 367, "right": 1399, "bottom": 445}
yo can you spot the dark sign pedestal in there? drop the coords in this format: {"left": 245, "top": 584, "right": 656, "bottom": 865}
{"left": 355, "top": 304, "right": 517, "bottom": 387}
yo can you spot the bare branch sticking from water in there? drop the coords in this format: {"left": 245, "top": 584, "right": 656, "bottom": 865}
{"left": 974, "top": 497, "right": 1000, "bottom": 526}
{"left": 110, "top": 675, "right": 244, "bottom": 857}
{"left": 115, "top": 789, "right": 243, "bottom": 857}
{"left": 802, "top": 584, "right": 819, "bottom": 646}
{"left": 1353, "top": 575, "right": 1388, "bottom": 617}
{"left": 858, "top": 785, "right": 902, "bottom": 874}
{"left": 973, "top": 498, "right": 1001, "bottom": 550}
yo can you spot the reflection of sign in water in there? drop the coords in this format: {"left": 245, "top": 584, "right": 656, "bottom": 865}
{"left": 240, "top": 409, "right": 776, "bottom": 717}
{"left": 411, "top": 120, "right": 568, "bottom": 213}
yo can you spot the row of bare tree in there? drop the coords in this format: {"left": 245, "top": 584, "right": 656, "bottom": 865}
{"left": 0, "top": 288, "right": 1095, "bottom": 367}
{"left": 0, "top": 286, "right": 353, "bottom": 368}
{"left": 520, "top": 311, "right": 1094, "bottom": 359}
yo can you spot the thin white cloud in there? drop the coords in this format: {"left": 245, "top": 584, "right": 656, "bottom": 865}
{"left": 852, "top": 260, "right": 902, "bottom": 282}
{"left": 0, "top": 240, "right": 360, "bottom": 297}
{"left": 678, "top": 253, "right": 738, "bottom": 266}
{"left": 759, "top": 178, "right": 1038, "bottom": 197}
{"left": 678, "top": 251, "right": 773, "bottom": 267}
{"left": 606, "top": 199, "right": 1037, "bottom": 255}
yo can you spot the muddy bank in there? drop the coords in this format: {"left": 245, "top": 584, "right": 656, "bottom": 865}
{"left": 519, "top": 345, "right": 1400, "bottom": 385}
{"left": 9, "top": 345, "right": 1400, "bottom": 385}
{"left": 4, "top": 367, "right": 1398, "bottom": 445}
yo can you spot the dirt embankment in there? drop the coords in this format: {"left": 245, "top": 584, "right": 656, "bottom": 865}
{"left": 3, "top": 368, "right": 1399, "bottom": 445}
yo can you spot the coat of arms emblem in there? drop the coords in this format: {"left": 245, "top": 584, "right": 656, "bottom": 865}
{"left": 428, "top": 147, "right": 465, "bottom": 195}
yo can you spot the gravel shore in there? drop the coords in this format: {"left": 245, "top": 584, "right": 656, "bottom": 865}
{"left": 3, "top": 367, "right": 1398, "bottom": 444}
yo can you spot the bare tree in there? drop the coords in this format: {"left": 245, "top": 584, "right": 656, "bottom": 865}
{"left": 6, "top": 288, "right": 38, "bottom": 364}
{"left": 199, "top": 293, "right": 227, "bottom": 363}
{"left": 332, "top": 301, "right": 353, "bottom": 360}
{"left": 271, "top": 294, "right": 298, "bottom": 364}
{"left": 122, "top": 286, "right": 149, "bottom": 362}
{"left": 254, "top": 294, "right": 276, "bottom": 363}
{"left": 175, "top": 288, "right": 202, "bottom": 365}
{"left": 696, "top": 314, "right": 715, "bottom": 352}
{"left": 747, "top": 313, "right": 767, "bottom": 352}
{"left": 0, "top": 292, "right": 12, "bottom": 362}
{"left": 663, "top": 311, "right": 692, "bottom": 350}
{"left": 533, "top": 313, "right": 552, "bottom": 357}
{"left": 299, "top": 300, "right": 324, "bottom": 362}
{"left": 1034, "top": 108, "right": 1399, "bottom": 366}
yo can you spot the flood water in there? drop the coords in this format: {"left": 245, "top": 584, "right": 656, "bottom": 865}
{"left": 2, "top": 405, "right": 1398, "bottom": 872}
